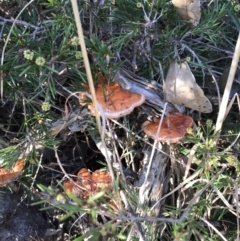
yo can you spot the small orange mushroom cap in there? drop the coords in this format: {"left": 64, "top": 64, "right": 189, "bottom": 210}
{"left": 142, "top": 113, "right": 193, "bottom": 143}
{"left": 80, "top": 81, "right": 145, "bottom": 119}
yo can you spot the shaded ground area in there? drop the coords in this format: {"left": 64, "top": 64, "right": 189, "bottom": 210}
{"left": 0, "top": 188, "right": 61, "bottom": 241}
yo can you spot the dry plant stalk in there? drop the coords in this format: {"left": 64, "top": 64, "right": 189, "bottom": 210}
{"left": 215, "top": 32, "right": 240, "bottom": 140}
{"left": 70, "top": 0, "right": 115, "bottom": 183}
{"left": 70, "top": 0, "right": 101, "bottom": 134}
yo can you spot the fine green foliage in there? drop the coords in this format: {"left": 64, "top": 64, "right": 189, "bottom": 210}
{"left": 0, "top": 0, "right": 240, "bottom": 240}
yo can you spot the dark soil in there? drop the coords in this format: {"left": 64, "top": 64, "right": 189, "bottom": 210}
{"left": 0, "top": 188, "right": 62, "bottom": 241}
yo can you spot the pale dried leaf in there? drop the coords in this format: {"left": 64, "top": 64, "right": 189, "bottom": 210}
{"left": 164, "top": 61, "right": 212, "bottom": 113}
{"left": 172, "top": 0, "right": 201, "bottom": 27}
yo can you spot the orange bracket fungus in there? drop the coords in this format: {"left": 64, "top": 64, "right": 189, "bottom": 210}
{"left": 142, "top": 113, "right": 193, "bottom": 143}
{"left": 0, "top": 159, "right": 24, "bottom": 186}
{"left": 79, "top": 81, "right": 145, "bottom": 119}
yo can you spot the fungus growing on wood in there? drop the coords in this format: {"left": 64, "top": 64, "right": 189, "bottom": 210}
{"left": 79, "top": 80, "right": 145, "bottom": 119}
{"left": 0, "top": 159, "right": 24, "bottom": 186}
{"left": 142, "top": 113, "right": 193, "bottom": 143}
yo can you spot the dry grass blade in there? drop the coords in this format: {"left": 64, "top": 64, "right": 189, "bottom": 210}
{"left": 70, "top": 0, "right": 115, "bottom": 181}
{"left": 70, "top": 0, "right": 101, "bottom": 134}
{"left": 215, "top": 32, "right": 240, "bottom": 140}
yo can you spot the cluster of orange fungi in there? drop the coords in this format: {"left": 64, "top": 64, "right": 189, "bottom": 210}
{"left": 0, "top": 76, "right": 194, "bottom": 188}
{"left": 0, "top": 159, "right": 24, "bottom": 186}
{"left": 79, "top": 75, "right": 194, "bottom": 143}
{"left": 64, "top": 168, "right": 113, "bottom": 199}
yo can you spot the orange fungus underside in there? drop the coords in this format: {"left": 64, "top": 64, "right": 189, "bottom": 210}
{"left": 80, "top": 80, "right": 145, "bottom": 119}
{"left": 142, "top": 113, "right": 193, "bottom": 143}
